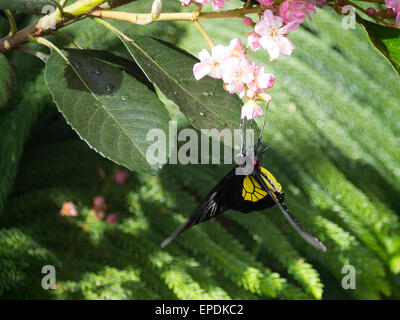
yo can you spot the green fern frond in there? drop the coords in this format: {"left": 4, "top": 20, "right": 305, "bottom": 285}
{"left": 230, "top": 213, "right": 323, "bottom": 299}
{"left": 134, "top": 175, "right": 309, "bottom": 300}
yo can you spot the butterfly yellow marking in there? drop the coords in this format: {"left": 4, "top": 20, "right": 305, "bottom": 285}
{"left": 242, "top": 167, "right": 282, "bottom": 202}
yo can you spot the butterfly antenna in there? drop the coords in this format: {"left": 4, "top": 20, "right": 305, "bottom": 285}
{"left": 239, "top": 118, "right": 246, "bottom": 155}
{"left": 255, "top": 102, "right": 269, "bottom": 154}
{"left": 259, "top": 145, "right": 271, "bottom": 158}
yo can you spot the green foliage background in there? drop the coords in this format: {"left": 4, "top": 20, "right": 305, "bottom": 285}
{"left": 0, "top": 2, "right": 400, "bottom": 299}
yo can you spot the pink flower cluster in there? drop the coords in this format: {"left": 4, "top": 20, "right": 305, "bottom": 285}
{"left": 114, "top": 168, "right": 130, "bottom": 185}
{"left": 91, "top": 195, "right": 118, "bottom": 224}
{"left": 386, "top": 0, "right": 400, "bottom": 27}
{"left": 179, "top": 0, "right": 231, "bottom": 10}
{"left": 248, "top": 1, "right": 317, "bottom": 61}
{"left": 193, "top": 39, "right": 274, "bottom": 120}
{"left": 60, "top": 201, "right": 78, "bottom": 217}
{"left": 189, "top": 1, "right": 320, "bottom": 120}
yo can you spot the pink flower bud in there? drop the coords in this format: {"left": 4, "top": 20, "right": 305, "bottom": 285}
{"left": 243, "top": 17, "right": 252, "bottom": 26}
{"left": 257, "top": 93, "right": 272, "bottom": 102}
{"left": 106, "top": 214, "right": 118, "bottom": 224}
{"left": 367, "top": 8, "right": 376, "bottom": 16}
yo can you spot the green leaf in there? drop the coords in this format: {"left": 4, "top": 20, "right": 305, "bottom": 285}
{"left": 358, "top": 16, "right": 400, "bottom": 75}
{"left": 0, "top": 53, "right": 16, "bottom": 110}
{"left": 45, "top": 49, "right": 170, "bottom": 174}
{"left": 121, "top": 36, "right": 243, "bottom": 144}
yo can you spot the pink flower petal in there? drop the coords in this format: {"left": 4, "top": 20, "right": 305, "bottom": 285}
{"left": 278, "top": 37, "right": 296, "bottom": 56}
{"left": 279, "top": 0, "right": 316, "bottom": 25}
{"left": 257, "top": 0, "right": 274, "bottom": 5}
{"left": 241, "top": 100, "right": 264, "bottom": 120}
{"left": 198, "top": 48, "right": 211, "bottom": 61}
{"left": 248, "top": 33, "right": 261, "bottom": 51}
{"left": 193, "top": 62, "right": 212, "bottom": 80}
{"left": 259, "top": 36, "right": 280, "bottom": 61}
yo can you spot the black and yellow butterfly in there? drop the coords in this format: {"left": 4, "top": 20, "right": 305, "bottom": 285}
{"left": 161, "top": 110, "right": 327, "bottom": 252}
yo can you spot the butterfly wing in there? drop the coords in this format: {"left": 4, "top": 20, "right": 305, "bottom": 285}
{"left": 161, "top": 167, "right": 239, "bottom": 248}
{"left": 161, "top": 166, "right": 285, "bottom": 248}
{"left": 254, "top": 170, "right": 327, "bottom": 252}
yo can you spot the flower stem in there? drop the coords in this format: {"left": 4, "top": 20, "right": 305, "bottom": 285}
{"left": 16, "top": 47, "right": 50, "bottom": 62}
{"left": 49, "top": 0, "right": 65, "bottom": 16}
{"left": 342, "top": 0, "right": 393, "bottom": 26}
{"left": 55, "top": 0, "right": 69, "bottom": 18}
{"left": 53, "top": 31, "right": 84, "bottom": 49}
{"left": 64, "top": 0, "right": 108, "bottom": 16}
{"left": 32, "top": 36, "right": 69, "bottom": 63}
{"left": 92, "top": 17, "right": 133, "bottom": 42}
{"left": 89, "top": 7, "right": 260, "bottom": 24}
{"left": 193, "top": 20, "right": 215, "bottom": 49}
{"left": 0, "top": 0, "right": 134, "bottom": 53}
{"left": 4, "top": 10, "right": 17, "bottom": 36}
{"left": 356, "top": 0, "right": 385, "bottom": 3}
